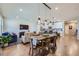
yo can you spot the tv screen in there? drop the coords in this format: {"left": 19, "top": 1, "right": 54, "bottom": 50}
{"left": 20, "top": 24, "right": 29, "bottom": 30}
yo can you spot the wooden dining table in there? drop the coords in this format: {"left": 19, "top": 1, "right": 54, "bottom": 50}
{"left": 31, "top": 33, "right": 57, "bottom": 40}
{"left": 29, "top": 33, "right": 57, "bottom": 56}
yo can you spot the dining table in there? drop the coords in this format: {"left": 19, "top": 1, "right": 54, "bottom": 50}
{"left": 31, "top": 33, "right": 57, "bottom": 40}
{"left": 29, "top": 33, "right": 57, "bottom": 56}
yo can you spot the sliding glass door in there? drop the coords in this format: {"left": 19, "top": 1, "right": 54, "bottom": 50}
{"left": 0, "top": 16, "right": 3, "bottom": 36}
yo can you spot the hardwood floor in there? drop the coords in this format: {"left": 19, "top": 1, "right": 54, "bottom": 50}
{"left": 55, "top": 35, "right": 79, "bottom": 56}
{"left": 1, "top": 35, "right": 79, "bottom": 56}
{"left": 0, "top": 48, "right": 2, "bottom": 56}
{"left": 2, "top": 44, "right": 30, "bottom": 56}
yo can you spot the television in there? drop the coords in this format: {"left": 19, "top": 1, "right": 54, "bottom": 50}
{"left": 20, "top": 24, "right": 29, "bottom": 30}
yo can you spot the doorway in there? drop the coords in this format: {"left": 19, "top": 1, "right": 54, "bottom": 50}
{"left": 64, "top": 20, "right": 77, "bottom": 36}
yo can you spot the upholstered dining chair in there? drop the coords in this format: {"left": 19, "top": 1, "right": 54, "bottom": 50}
{"left": 49, "top": 36, "right": 57, "bottom": 54}
{"left": 21, "top": 32, "right": 31, "bottom": 44}
{"left": 29, "top": 37, "right": 38, "bottom": 56}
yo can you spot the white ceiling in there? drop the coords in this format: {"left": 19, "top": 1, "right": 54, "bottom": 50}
{"left": 47, "top": 3, "right": 79, "bottom": 21}
{"left": 0, "top": 3, "right": 79, "bottom": 21}
{"left": 0, "top": 3, "right": 40, "bottom": 20}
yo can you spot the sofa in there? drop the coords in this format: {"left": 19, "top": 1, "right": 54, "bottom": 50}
{"left": 2, "top": 32, "right": 17, "bottom": 44}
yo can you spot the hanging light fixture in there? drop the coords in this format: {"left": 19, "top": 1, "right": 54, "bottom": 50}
{"left": 37, "top": 3, "right": 41, "bottom": 23}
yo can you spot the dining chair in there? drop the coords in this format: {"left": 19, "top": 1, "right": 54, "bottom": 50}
{"left": 29, "top": 38, "right": 49, "bottom": 56}
{"left": 49, "top": 36, "right": 57, "bottom": 54}
{"left": 29, "top": 38, "right": 39, "bottom": 56}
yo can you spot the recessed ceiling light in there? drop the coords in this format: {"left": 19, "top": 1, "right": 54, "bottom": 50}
{"left": 19, "top": 8, "right": 23, "bottom": 12}
{"left": 55, "top": 7, "right": 58, "bottom": 10}
{"left": 38, "top": 16, "right": 40, "bottom": 18}
{"left": 16, "top": 16, "right": 19, "bottom": 19}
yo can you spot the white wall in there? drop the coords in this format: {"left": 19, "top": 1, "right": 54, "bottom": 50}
{"left": 1, "top": 3, "right": 79, "bottom": 37}
{"left": 0, "top": 3, "right": 51, "bottom": 36}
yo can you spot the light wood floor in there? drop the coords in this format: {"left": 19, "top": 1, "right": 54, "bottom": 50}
{"left": 55, "top": 35, "right": 79, "bottom": 56}
{"left": 1, "top": 35, "right": 79, "bottom": 56}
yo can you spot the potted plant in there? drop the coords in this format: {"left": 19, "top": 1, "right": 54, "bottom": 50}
{"left": 0, "top": 34, "right": 12, "bottom": 48}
